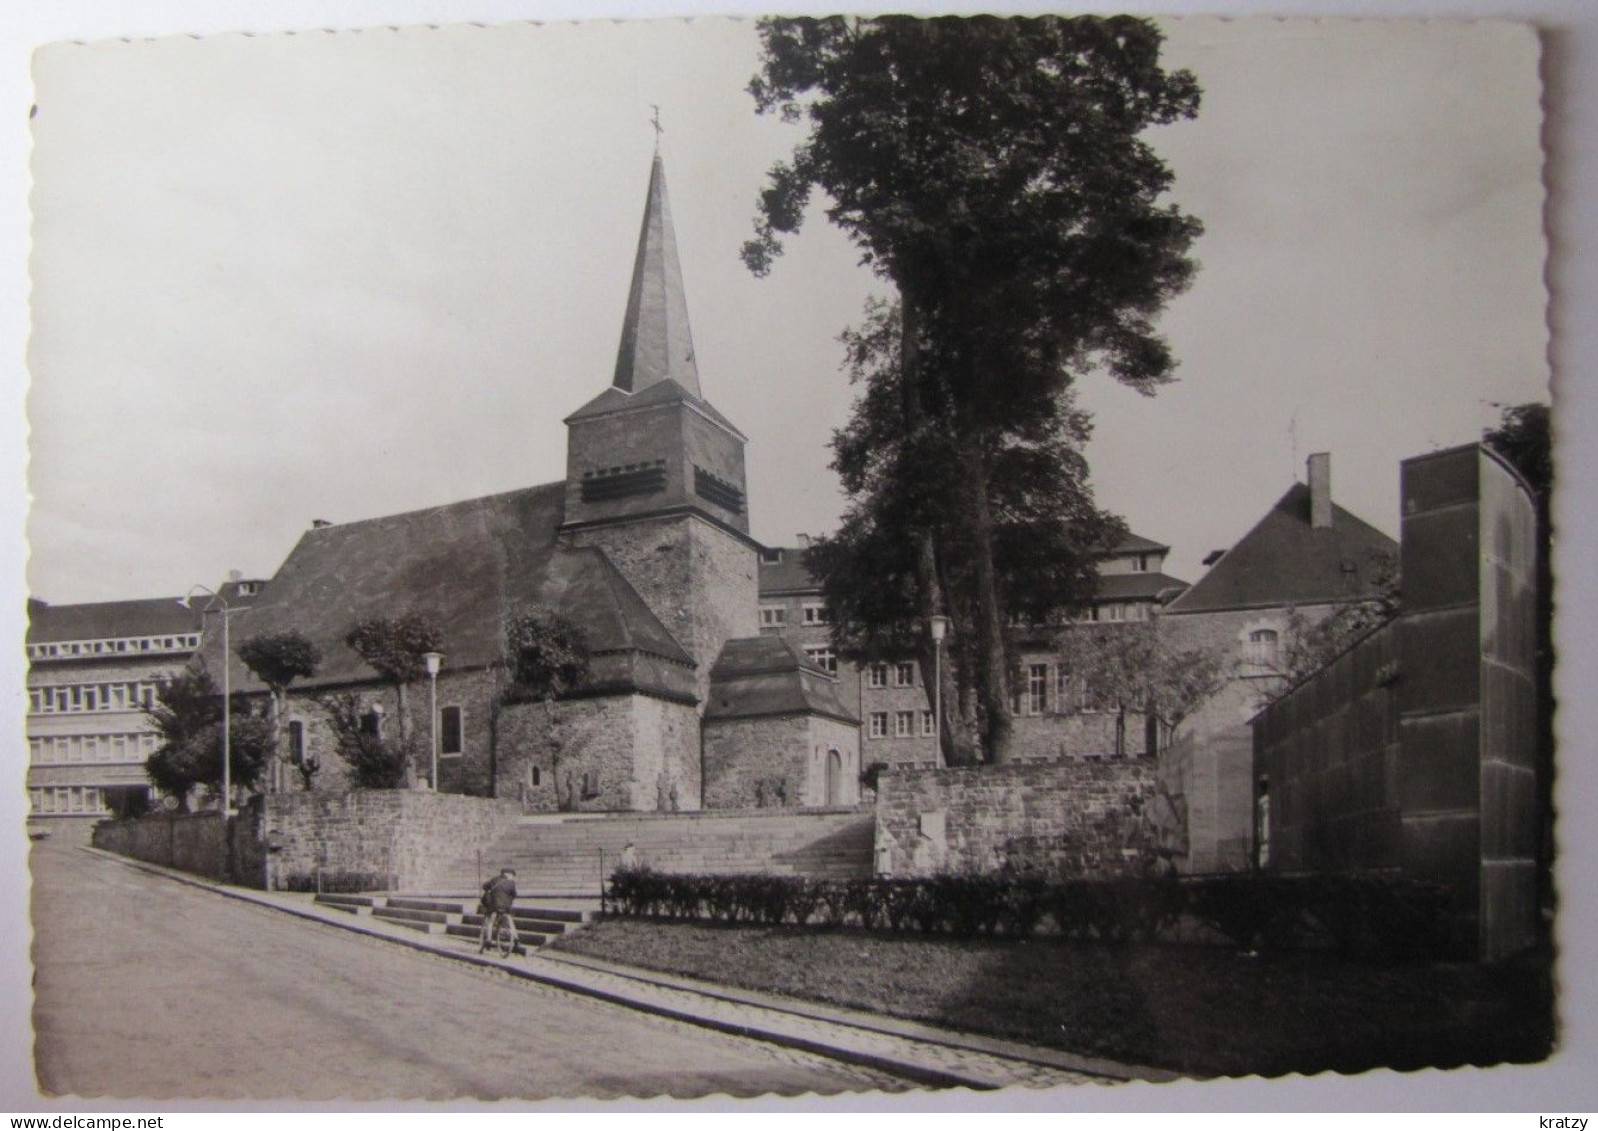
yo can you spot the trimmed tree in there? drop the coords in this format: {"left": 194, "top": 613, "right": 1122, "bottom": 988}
{"left": 143, "top": 668, "right": 271, "bottom": 810}
{"left": 503, "top": 606, "right": 590, "bottom": 703}
{"left": 344, "top": 613, "right": 445, "bottom": 789}
{"left": 237, "top": 629, "right": 322, "bottom": 792}
{"left": 745, "top": 15, "right": 1202, "bottom": 762}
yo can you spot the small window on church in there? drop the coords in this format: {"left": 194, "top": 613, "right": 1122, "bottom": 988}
{"left": 440, "top": 706, "right": 463, "bottom": 756}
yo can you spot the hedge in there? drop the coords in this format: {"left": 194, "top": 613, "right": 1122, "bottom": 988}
{"left": 603, "top": 869, "right": 1451, "bottom": 962}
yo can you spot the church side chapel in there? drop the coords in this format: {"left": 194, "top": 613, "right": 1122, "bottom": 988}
{"left": 195, "top": 151, "right": 863, "bottom": 813}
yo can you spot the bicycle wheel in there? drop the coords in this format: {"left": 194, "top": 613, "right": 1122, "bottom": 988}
{"left": 494, "top": 911, "right": 515, "bottom": 958}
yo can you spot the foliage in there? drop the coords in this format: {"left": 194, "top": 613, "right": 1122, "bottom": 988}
{"left": 502, "top": 605, "right": 591, "bottom": 704}
{"left": 1263, "top": 550, "right": 1401, "bottom": 702}
{"left": 236, "top": 631, "right": 322, "bottom": 693}
{"left": 1483, "top": 402, "right": 1551, "bottom": 498}
{"left": 1052, "top": 620, "right": 1231, "bottom": 753}
{"left": 278, "top": 871, "right": 395, "bottom": 894}
{"left": 317, "top": 691, "right": 411, "bottom": 789}
{"left": 142, "top": 667, "right": 270, "bottom": 808}
{"left": 603, "top": 869, "right": 1452, "bottom": 963}
{"left": 344, "top": 614, "right": 444, "bottom": 687}
{"left": 237, "top": 629, "right": 322, "bottom": 791}
{"left": 745, "top": 16, "right": 1202, "bottom": 763}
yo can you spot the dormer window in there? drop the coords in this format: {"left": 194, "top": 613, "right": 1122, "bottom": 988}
{"left": 761, "top": 548, "right": 784, "bottom": 565}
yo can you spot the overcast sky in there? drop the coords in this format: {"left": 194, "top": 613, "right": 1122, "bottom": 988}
{"left": 26, "top": 15, "right": 1547, "bottom": 603}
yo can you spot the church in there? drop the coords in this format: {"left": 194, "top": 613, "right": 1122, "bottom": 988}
{"left": 197, "top": 153, "right": 863, "bottom": 814}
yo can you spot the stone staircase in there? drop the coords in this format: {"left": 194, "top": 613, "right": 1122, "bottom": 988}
{"left": 432, "top": 808, "right": 876, "bottom": 896}
{"left": 313, "top": 893, "right": 596, "bottom": 950}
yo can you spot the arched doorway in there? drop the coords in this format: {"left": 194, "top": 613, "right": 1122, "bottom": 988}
{"left": 825, "top": 748, "right": 844, "bottom": 806}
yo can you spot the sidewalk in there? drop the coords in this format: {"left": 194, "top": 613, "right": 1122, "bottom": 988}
{"left": 82, "top": 846, "right": 1178, "bottom": 1092}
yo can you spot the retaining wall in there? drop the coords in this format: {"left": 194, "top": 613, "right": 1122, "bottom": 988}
{"left": 91, "top": 806, "right": 265, "bottom": 888}
{"left": 875, "top": 759, "right": 1158, "bottom": 877}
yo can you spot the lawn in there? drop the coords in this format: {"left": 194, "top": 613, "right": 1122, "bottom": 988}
{"left": 549, "top": 918, "right": 1555, "bottom": 1078}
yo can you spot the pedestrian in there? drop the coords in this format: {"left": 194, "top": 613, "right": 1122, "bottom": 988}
{"left": 478, "top": 867, "right": 519, "bottom": 954}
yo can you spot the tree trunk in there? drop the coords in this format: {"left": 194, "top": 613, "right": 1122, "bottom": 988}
{"left": 396, "top": 682, "right": 418, "bottom": 789}
{"left": 897, "top": 294, "right": 980, "bottom": 768}
{"left": 956, "top": 425, "right": 1014, "bottom": 763}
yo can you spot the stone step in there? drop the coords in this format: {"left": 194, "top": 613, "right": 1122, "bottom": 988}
{"left": 443, "top": 923, "right": 551, "bottom": 948}
{"left": 386, "top": 897, "right": 468, "bottom": 914}
{"left": 371, "top": 906, "right": 453, "bottom": 926}
{"left": 460, "top": 913, "right": 571, "bottom": 935}
{"left": 314, "top": 893, "right": 378, "bottom": 909}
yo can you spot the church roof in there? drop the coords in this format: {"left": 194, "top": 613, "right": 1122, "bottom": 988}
{"left": 563, "top": 375, "right": 745, "bottom": 440}
{"left": 706, "top": 635, "right": 859, "bottom": 725}
{"left": 1164, "top": 482, "right": 1397, "bottom": 616}
{"left": 610, "top": 153, "right": 701, "bottom": 398}
{"left": 195, "top": 481, "right": 693, "bottom": 696}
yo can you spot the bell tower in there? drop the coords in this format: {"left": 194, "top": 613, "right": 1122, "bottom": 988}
{"left": 561, "top": 152, "right": 758, "bottom": 698}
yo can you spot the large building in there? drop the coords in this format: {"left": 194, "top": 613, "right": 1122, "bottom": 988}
{"left": 190, "top": 154, "right": 862, "bottom": 813}
{"left": 758, "top": 533, "right": 1189, "bottom": 771}
{"left": 25, "top": 576, "right": 268, "bottom": 835}
{"left": 1160, "top": 452, "right": 1399, "bottom": 871}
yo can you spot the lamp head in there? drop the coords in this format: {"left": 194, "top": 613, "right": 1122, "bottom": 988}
{"left": 423, "top": 651, "right": 444, "bottom": 677}
{"left": 928, "top": 614, "right": 952, "bottom": 643}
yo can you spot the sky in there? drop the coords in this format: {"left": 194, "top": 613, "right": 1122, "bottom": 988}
{"left": 23, "top": 14, "right": 1549, "bottom": 604}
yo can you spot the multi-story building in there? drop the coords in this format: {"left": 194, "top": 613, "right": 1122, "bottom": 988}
{"left": 26, "top": 576, "right": 267, "bottom": 838}
{"left": 757, "top": 533, "right": 1189, "bottom": 773}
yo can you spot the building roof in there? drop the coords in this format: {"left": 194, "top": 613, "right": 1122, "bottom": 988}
{"left": 1164, "top": 482, "right": 1398, "bottom": 616}
{"left": 706, "top": 635, "right": 858, "bottom": 725}
{"left": 1095, "top": 572, "right": 1189, "bottom": 603}
{"left": 1107, "top": 532, "right": 1169, "bottom": 555}
{"left": 563, "top": 375, "right": 745, "bottom": 440}
{"left": 756, "top": 547, "right": 821, "bottom": 597}
{"left": 27, "top": 597, "right": 203, "bottom": 644}
{"left": 196, "top": 481, "right": 693, "bottom": 697}
{"left": 610, "top": 153, "right": 701, "bottom": 398}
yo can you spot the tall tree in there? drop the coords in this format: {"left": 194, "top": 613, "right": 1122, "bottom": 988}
{"left": 344, "top": 613, "right": 445, "bottom": 789}
{"left": 747, "top": 16, "right": 1202, "bottom": 761}
{"left": 237, "top": 629, "right": 321, "bottom": 792}
{"left": 143, "top": 668, "right": 271, "bottom": 810}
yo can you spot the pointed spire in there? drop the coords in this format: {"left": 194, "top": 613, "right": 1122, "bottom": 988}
{"left": 611, "top": 153, "right": 702, "bottom": 398}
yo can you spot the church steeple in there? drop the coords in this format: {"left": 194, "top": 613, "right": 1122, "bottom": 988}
{"left": 611, "top": 153, "right": 701, "bottom": 398}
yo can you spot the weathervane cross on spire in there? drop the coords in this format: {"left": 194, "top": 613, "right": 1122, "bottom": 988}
{"left": 650, "top": 104, "right": 663, "bottom": 150}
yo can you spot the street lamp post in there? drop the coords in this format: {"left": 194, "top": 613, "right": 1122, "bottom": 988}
{"left": 928, "top": 614, "right": 952, "bottom": 764}
{"left": 423, "top": 652, "right": 444, "bottom": 792}
{"left": 182, "top": 585, "right": 234, "bottom": 817}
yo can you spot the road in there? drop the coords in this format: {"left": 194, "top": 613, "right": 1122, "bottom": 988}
{"left": 30, "top": 842, "right": 905, "bottom": 1102}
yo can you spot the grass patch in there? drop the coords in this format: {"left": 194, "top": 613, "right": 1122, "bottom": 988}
{"left": 550, "top": 918, "right": 1554, "bottom": 1078}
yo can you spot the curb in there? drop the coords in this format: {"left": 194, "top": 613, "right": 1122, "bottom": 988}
{"left": 79, "top": 846, "right": 1101, "bottom": 1091}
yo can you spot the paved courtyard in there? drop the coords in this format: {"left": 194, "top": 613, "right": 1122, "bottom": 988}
{"left": 29, "top": 841, "right": 906, "bottom": 1102}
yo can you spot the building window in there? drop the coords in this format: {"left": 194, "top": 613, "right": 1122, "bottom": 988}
{"left": 802, "top": 602, "right": 831, "bottom": 625}
{"left": 1134, "top": 554, "right": 1149, "bottom": 572}
{"left": 867, "top": 664, "right": 888, "bottom": 689}
{"left": 1025, "top": 663, "right": 1049, "bottom": 715}
{"left": 760, "top": 548, "right": 784, "bottom": 564}
{"left": 921, "top": 710, "right": 935, "bottom": 737}
{"left": 894, "top": 662, "right": 915, "bottom": 688}
{"left": 288, "top": 720, "right": 306, "bottom": 765}
{"left": 1245, "top": 628, "right": 1280, "bottom": 669}
{"left": 1104, "top": 604, "right": 1125, "bottom": 622}
{"left": 440, "top": 706, "right": 464, "bottom": 756}
{"left": 804, "top": 647, "right": 838, "bottom": 674}
{"left": 759, "top": 606, "right": 787, "bottom": 627}
{"left": 869, "top": 712, "right": 888, "bottom": 738}
{"left": 894, "top": 710, "right": 915, "bottom": 737}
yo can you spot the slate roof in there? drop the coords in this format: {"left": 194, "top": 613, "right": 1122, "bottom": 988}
{"left": 1164, "top": 483, "right": 1398, "bottom": 616}
{"left": 1107, "top": 532, "right": 1169, "bottom": 555}
{"left": 756, "top": 547, "right": 821, "bottom": 596}
{"left": 610, "top": 153, "right": 701, "bottom": 399}
{"left": 194, "top": 481, "right": 694, "bottom": 698}
{"left": 27, "top": 597, "right": 203, "bottom": 644}
{"left": 706, "top": 635, "right": 858, "bottom": 725}
{"left": 564, "top": 376, "right": 746, "bottom": 440}
{"left": 1096, "top": 571, "right": 1189, "bottom": 602}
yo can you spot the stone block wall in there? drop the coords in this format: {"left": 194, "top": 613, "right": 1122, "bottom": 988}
{"left": 495, "top": 693, "right": 701, "bottom": 812}
{"left": 704, "top": 713, "right": 861, "bottom": 809}
{"left": 875, "top": 760, "right": 1158, "bottom": 878}
{"left": 263, "top": 790, "right": 523, "bottom": 891}
{"left": 91, "top": 806, "right": 266, "bottom": 888}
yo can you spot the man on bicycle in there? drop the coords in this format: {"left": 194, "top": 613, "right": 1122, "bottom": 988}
{"left": 478, "top": 867, "right": 519, "bottom": 954}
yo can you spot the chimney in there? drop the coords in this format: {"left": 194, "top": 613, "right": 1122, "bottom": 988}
{"left": 228, "top": 569, "right": 243, "bottom": 582}
{"left": 311, "top": 519, "right": 333, "bottom": 529}
{"left": 1307, "top": 452, "right": 1332, "bottom": 529}
{"left": 796, "top": 533, "right": 812, "bottom": 548}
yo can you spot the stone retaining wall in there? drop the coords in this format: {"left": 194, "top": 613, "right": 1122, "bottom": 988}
{"left": 875, "top": 760, "right": 1159, "bottom": 877}
{"left": 91, "top": 806, "right": 265, "bottom": 887}
{"left": 264, "top": 790, "right": 524, "bottom": 891}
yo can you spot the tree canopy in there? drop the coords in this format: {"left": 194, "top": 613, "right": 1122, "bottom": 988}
{"left": 503, "top": 605, "right": 591, "bottom": 704}
{"left": 747, "top": 15, "right": 1201, "bottom": 762}
{"left": 143, "top": 667, "right": 270, "bottom": 808}
{"left": 344, "top": 613, "right": 445, "bottom": 787}
{"left": 238, "top": 629, "right": 322, "bottom": 791}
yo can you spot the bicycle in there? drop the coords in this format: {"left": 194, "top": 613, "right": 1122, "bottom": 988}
{"left": 478, "top": 907, "right": 519, "bottom": 957}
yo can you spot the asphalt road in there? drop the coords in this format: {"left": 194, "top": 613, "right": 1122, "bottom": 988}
{"left": 30, "top": 842, "right": 905, "bottom": 1102}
